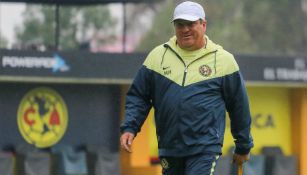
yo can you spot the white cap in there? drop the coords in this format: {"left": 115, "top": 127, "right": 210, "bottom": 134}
{"left": 172, "top": 1, "right": 205, "bottom": 22}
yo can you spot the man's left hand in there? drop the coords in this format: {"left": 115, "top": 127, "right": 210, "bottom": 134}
{"left": 232, "top": 153, "right": 250, "bottom": 165}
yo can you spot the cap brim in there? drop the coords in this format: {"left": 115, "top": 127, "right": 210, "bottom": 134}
{"left": 172, "top": 14, "right": 200, "bottom": 22}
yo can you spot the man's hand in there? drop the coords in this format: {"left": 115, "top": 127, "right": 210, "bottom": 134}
{"left": 232, "top": 153, "right": 250, "bottom": 165}
{"left": 120, "top": 132, "right": 135, "bottom": 153}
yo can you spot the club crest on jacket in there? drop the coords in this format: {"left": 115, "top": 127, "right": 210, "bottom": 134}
{"left": 199, "top": 65, "right": 212, "bottom": 77}
{"left": 160, "top": 158, "right": 169, "bottom": 169}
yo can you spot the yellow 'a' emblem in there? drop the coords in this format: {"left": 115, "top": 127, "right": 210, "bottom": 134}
{"left": 17, "top": 87, "right": 68, "bottom": 148}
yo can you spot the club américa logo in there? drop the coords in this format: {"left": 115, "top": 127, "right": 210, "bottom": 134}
{"left": 17, "top": 87, "right": 68, "bottom": 148}
{"left": 160, "top": 158, "right": 169, "bottom": 169}
{"left": 199, "top": 65, "right": 212, "bottom": 77}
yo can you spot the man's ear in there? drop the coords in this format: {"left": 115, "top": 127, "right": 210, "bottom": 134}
{"left": 202, "top": 20, "right": 207, "bottom": 33}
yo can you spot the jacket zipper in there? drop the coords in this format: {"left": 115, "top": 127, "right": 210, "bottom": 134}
{"left": 164, "top": 44, "right": 217, "bottom": 86}
{"left": 182, "top": 66, "right": 188, "bottom": 86}
{"left": 163, "top": 45, "right": 187, "bottom": 86}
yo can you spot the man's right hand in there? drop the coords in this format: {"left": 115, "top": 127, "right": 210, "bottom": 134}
{"left": 120, "top": 132, "right": 135, "bottom": 153}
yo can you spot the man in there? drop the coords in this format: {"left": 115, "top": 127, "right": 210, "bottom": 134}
{"left": 120, "top": 1, "right": 253, "bottom": 174}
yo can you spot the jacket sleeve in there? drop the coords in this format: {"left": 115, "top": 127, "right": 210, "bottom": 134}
{"left": 120, "top": 65, "right": 153, "bottom": 136}
{"left": 223, "top": 70, "right": 254, "bottom": 155}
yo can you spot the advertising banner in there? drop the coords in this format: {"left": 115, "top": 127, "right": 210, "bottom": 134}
{"left": 1, "top": 49, "right": 307, "bottom": 85}
{"left": 0, "top": 49, "right": 144, "bottom": 84}
{"left": 222, "top": 87, "right": 292, "bottom": 155}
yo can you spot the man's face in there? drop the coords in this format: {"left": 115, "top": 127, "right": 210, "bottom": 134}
{"left": 174, "top": 19, "right": 206, "bottom": 51}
